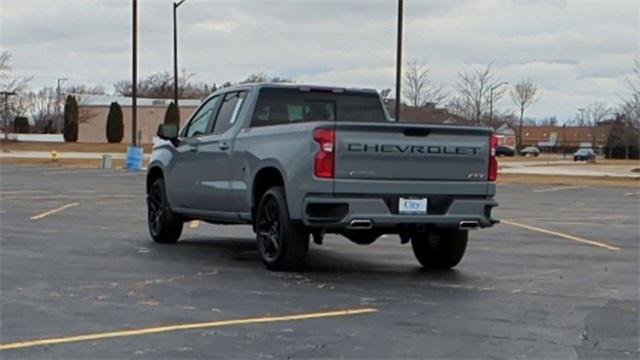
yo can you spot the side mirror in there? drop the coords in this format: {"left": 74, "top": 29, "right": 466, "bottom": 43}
{"left": 157, "top": 123, "right": 179, "bottom": 140}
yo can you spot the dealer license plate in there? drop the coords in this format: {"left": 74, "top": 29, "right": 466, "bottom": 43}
{"left": 399, "top": 198, "right": 428, "bottom": 214}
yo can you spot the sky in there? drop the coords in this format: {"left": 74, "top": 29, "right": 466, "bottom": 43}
{"left": 0, "top": 0, "right": 638, "bottom": 121}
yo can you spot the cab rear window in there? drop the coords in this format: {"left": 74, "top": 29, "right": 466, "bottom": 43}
{"left": 251, "top": 88, "right": 386, "bottom": 127}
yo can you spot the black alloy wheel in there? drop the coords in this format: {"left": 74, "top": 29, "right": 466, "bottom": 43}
{"left": 147, "top": 178, "right": 183, "bottom": 244}
{"left": 257, "top": 196, "right": 281, "bottom": 262}
{"left": 255, "top": 187, "right": 309, "bottom": 271}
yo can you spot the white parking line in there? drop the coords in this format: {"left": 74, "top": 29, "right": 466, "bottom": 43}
{"left": 624, "top": 192, "right": 640, "bottom": 197}
{"left": 99, "top": 171, "right": 146, "bottom": 177}
{"left": 502, "top": 219, "right": 620, "bottom": 251}
{"left": 43, "top": 169, "right": 110, "bottom": 175}
{"left": 0, "top": 307, "right": 378, "bottom": 351}
{"left": 0, "top": 190, "right": 52, "bottom": 195}
{"left": 532, "top": 185, "right": 589, "bottom": 193}
{"left": 30, "top": 202, "right": 79, "bottom": 220}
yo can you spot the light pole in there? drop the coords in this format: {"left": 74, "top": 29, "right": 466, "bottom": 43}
{"left": 132, "top": 0, "right": 138, "bottom": 146}
{"left": 489, "top": 82, "right": 508, "bottom": 124}
{"left": 394, "top": 0, "right": 403, "bottom": 122}
{"left": 173, "top": 0, "right": 187, "bottom": 110}
{"left": 578, "top": 107, "right": 585, "bottom": 125}
{"left": 1, "top": 91, "right": 17, "bottom": 141}
{"left": 56, "top": 78, "right": 68, "bottom": 133}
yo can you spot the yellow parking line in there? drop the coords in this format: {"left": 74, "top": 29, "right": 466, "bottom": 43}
{"left": 0, "top": 307, "right": 378, "bottom": 351}
{"left": 30, "top": 202, "right": 79, "bottom": 220}
{"left": 502, "top": 219, "right": 620, "bottom": 251}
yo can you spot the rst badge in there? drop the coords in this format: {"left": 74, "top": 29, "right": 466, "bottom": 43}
{"left": 467, "top": 173, "right": 486, "bottom": 180}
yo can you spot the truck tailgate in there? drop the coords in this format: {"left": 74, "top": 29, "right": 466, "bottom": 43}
{"left": 334, "top": 123, "right": 491, "bottom": 183}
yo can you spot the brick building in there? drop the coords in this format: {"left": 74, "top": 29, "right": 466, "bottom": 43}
{"left": 519, "top": 124, "right": 611, "bottom": 150}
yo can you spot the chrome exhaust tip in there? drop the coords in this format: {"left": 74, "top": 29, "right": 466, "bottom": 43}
{"left": 349, "top": 219, "right": 373, "bottom": 230}
{"left": 458, "top": 220, "right": 480, "bottom": 230}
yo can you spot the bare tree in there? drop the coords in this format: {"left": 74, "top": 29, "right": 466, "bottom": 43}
{"left": 621, "top": 59, "right": 640, "bottom": 126}
{"left": 114, "top": 69, "right": 213, "bottom": 99}
{"left": 66, "top": 85, "right": 106, "bottom": 95}
{"left": 583, "top": 102, "right": 611, "bottom": 148}
{"left": 0, "top": 51, "right": 33, "bottom": 133}
{"left": 0, "top": 51, "right": 10, "bottom": 78}
{"left": 455, "top": 63, "right": 506, "bottom": 126}
{"left": 538, "top": 116, "right": 558, "bottom": 126}
{"left": 240, "top": 73, "right": 293, "bottom": 84}
{"left": 24, "top": 87, "right": 57, "bottom": 133}
{"left": 0, "top": 51, "right": 32, "bottom": 94}
{"left": 511, "top": 79, "right": 540, "bottom": 149}
{"left": 402, "top": 60, "right": 447, "bottom": 108}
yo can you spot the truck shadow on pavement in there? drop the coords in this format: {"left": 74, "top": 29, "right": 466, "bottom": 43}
{"left": 153, "top": 237, "right": 470, "bottom": 283}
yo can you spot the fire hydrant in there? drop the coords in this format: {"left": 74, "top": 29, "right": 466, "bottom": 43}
{"left": 51, "top": 150, "right": 58, "bottom": 161}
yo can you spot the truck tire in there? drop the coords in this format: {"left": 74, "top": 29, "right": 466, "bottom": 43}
{"left": 410, "top": 229, "right": 468, "bottom": 269}
{"left": 147, "top": 178, "right": 183, "bottom": 244}
{"left": 256, "top": 186, "right": 309, "bottom": 271}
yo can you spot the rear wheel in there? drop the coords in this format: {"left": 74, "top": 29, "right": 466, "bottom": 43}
{"left": 147, "top": 178, "right": 183, "bottom": 244}
{"left": 256, "top": 187, "right": 309, "bottom": 271}
{"left": 410, "top": 229, "right": 468, "bottom": 269}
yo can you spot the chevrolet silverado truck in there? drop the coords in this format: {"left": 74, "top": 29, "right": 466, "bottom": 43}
{"left": 146, "top": 83, "right": 499, "bottom": 271}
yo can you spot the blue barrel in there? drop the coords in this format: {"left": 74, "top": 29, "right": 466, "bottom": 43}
{"left": 125, "top": 146, "right": 144, "bottom": 171}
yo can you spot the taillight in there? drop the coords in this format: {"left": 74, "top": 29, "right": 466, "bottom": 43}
{"left": 489, "top": 134, "right": 498, "bottom": 181}
{"left": 313, "top": 128, "right": 335, "bottom": 178}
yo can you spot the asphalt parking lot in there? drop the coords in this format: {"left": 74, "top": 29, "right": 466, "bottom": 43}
{"left": 0, "top": 164, "right": 638, "bottom": 359}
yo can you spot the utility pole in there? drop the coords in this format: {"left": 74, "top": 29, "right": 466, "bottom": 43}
{"left": 56, "top": 78, "right": 68, "bottom": 133}
{"left": 132, "top": 0, "right": 138, "bottom": 146}
{"left": 1, "top": 91, "right": 17, "bottom": 141}
{"left": 173, "top": 0, "right": 187, "bottom": 110}
{"left": 394, "top": 0, "right": 403, "bottom": 122}
{"left": 578, "top": 107, "right": 585, "bottom": 125}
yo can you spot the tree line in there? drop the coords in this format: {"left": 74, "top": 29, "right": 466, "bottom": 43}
{"left": 1, "top": 48, "right": 638, "bottom": 147}
{"left": 385, "top": 59, "right": 639, "bottom": 151}
{"left": 0, "top": 50, "right": 292, "bottom": 134}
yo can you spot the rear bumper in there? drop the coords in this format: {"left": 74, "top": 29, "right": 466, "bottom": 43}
{"left": 301, "top": 194, "right": 499, "bottom": 231}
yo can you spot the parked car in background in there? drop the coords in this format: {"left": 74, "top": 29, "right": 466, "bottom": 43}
{"left": 496, "top": 145, "right": 516, "bottom": 157}
{"left": 574, "top": 148, "right": 597, "bottom": 161}
{"left": 520, "top": 146, "right": 540, "bottom": 157}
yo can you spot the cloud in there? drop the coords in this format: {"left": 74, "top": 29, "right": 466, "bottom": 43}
{"left": 0, "top": 0, "right": 638, "bottom": 120}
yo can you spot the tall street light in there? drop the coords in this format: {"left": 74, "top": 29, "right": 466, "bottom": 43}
{"left": 132, "top": 0, "right": 138, "bottom": 146}
{"left": 489, "top": 81, "right": 508, "bottom": 125}
{"left": 394, "top": 0, "right": 404, "bottom": 122}
{"left": 578, "top": 107, "right": 585, "bottom": 124}
{"left": 174, "top": 0, "right": 188, "bottom": 110}
{"left": 1, "top": 91, "right": 16, "bottom": 141}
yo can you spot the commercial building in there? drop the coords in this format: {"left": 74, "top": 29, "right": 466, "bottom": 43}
{"left": 76, "top": 95, "right": 200, "bottom": 144}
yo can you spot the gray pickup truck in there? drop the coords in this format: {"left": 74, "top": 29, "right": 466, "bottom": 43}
{"left": 147, "top": 83, "right": 499, "bottom": 271}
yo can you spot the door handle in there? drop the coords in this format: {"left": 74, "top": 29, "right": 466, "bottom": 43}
{"left": 188, "top": 145, "right": 198, "bottom": 153}
{"left": 219, "top": 142, "right": 230, "bottom": 151}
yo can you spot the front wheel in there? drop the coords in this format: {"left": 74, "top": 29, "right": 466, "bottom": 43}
{"left": 147, "top": 178, "right": 183, "bottom": 244}
{"left": 410, "top": 229, "right": 468, "bottom": 269}
{"left": 256, "top": 187, "right": 309, "bottom": 271}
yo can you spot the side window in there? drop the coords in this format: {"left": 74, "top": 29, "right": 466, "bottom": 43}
{"left": 212, "top": 91, "right": 247, "bottom": 135}
{"left": 184, "top": 96, "right": 220, "bottom": 138}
